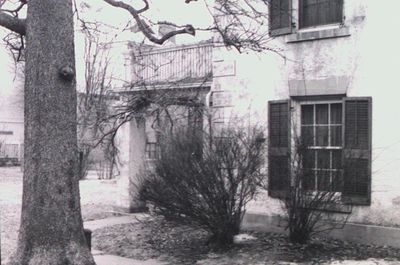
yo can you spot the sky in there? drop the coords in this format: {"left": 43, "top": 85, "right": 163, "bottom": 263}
{"left": 0, "top": 0, "right": 214, "bottom": 97}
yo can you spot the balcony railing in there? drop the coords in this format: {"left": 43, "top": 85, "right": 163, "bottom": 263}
{"left": 130, "top": 42, "right": 213, "bottom": 88}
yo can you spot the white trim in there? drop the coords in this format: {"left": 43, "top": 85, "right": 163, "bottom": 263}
{"left": 119, "top": 81, "right": 212, "bottom": 92}
{"left": 298, "top": 23, "right": 342, "bottom": 33}
{"left": 299, "top": 100, "right": 342, "bottom": 105}
{"left": 0, "top": 120, "right": 24, "bottom": 124}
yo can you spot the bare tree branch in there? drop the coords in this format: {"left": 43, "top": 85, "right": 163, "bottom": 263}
{"left": 0, "top": 0, "right": 26, "bottom": 14}
{"left": 3, "top": 31, "right": 25, "bottom": 61}
{"left": 102, "top": 0, "right": 195, "bottom": 44}
{"left": 0, "top": 11, "right": 26, "bottom": 35}
{"left": 136, "top": 0, "right": 149, "bottom": 14}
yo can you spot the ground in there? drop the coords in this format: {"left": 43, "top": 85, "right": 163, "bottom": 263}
{"left": 2, "top": 167, "right": 400, "bottom": 265}
{"left": 92, "top": 217, "right": 400, "bottom": 264}
{"left": 0, "top": 167, "right": 120, "bottom": 263}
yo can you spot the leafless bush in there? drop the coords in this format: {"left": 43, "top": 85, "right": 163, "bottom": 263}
{"left": 281, "top": 139, "right": 352, "bottom": 244}
{"left": 138, "top": 126, "right": 265, "bottom": 249}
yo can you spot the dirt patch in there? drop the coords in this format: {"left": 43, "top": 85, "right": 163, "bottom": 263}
{"left": 92, "top": 216, "right": 400, "bottom": 265}
{"left": 92, "top": 216, "right": 211, "bottom": 264}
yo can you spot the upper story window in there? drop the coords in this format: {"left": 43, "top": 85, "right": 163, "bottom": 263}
{"left": 269, "top": 0, "right": 344, "bottom": 36}
{"left": 299, "top": 0, "right": 343, "bottom": 28}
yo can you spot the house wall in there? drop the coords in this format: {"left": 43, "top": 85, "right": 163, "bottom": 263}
{"left": 118, "top": 0, "right": 400, "bottom": 242}
{"left": 0, "top": 67, "right": 24, "bottom": 160}
{"left": 212, "top": 0, "right": 400, "bottom": 228}
{"left": 0, "top": 122, "right": 24, "bottom": 144}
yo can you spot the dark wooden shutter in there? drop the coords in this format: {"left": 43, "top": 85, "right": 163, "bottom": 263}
{"left": 269, "top": 0, "right": 292, "bottom": 36}
{"left": 342, "top": 97, "right": 372, "bottom": 205}
{"left": 268, "top": 100, "right": 291, "bottom": 198}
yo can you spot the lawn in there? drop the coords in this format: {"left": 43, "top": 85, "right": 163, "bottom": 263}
{"left": 0, "top": 167, "right": 120, "bottom": 263}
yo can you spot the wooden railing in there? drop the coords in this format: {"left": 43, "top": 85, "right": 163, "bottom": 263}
{"left": 131, "top": 42, "right": 213, "bottom": 87}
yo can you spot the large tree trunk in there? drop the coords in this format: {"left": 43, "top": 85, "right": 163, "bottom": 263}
{"left": 9, "top": 1, "right": 95, "bottom": 264}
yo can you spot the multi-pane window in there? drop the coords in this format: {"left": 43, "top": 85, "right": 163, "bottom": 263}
{"left": 299, "top": 0, "right": 343, "bottom": 28}
{"left": 269, "top": 0, "right": 344, "bottom": 34}
{"left": 269, "top": 98, "right": 372, "bottom": 205}
{"left": 145, "top": 142, "right": 159, "bottom": 160}
{"left": 301, "top": 103, "right": 343, "bottom": 192}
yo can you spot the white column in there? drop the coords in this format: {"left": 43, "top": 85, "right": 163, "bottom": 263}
{"left": 115, "top": 117, "right": 147, "bottom": 212}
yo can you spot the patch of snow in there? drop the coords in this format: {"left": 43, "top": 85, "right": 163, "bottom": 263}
{"left": 233, "top": 233, "right": 257, "bottom": 244}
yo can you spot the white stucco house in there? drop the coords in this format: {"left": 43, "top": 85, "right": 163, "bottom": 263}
{"left": 0, "top": 64, "right": 24, "bottom": 165}
{"left": 115, "top": 0, "right": 400, "bottom": 247}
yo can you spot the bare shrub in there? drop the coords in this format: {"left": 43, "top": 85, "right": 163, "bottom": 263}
{"left": 139, "top": 126, "right": 265, "bottom": 249}
{"left": 282, "top": 139, "right": 352, "bottom": 244}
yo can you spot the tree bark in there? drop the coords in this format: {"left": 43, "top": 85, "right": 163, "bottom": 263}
{"left": 8, "top": 1, "right": 95, "bottom": 264}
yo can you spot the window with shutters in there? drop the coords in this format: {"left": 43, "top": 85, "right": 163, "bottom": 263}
{"left": 269, "top": 0, "right": 344, "bottom": 36}
{"left": 268, "top": 98, "right": 372, "bottom": 205}
{"left": 301, "top": 102, "right": 343, "bottom": 192}
{"left": 299, "top": 0, "right": 343, "bottom": 28}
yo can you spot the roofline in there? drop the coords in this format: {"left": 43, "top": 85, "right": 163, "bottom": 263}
{"left": 129, "top": 41, "right": 214, "bottom": 56}
{"left": 111, "top": 81, "right": 212, "bottom": 95}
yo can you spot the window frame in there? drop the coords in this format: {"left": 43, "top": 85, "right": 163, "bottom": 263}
{"left": 299, "top": 100, "right": 344, "bottom": 192}
{"left": 267, "top": 96, "right": 372, "bottom": 205}
{"left": 269, "top": 0, "right": 345, "bottom": 37}
{"left": 298, "top": 0, "right": 344, "bottom": 29}
{"left": 145, "top": 142, "right": 159, "bottom": 160}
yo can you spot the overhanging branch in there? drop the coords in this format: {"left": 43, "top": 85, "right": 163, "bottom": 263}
{"left": 102, "top": 0, "right": 195, "bottom": 45}
{"left": 0, "top": 11, "right": 26, "bottom": 35}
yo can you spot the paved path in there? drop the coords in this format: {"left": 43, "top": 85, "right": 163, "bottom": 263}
{"left": 84, "top": 213, "right": 150, "bottom": 230}
{"left": 84, "top": 214, "right": 167, "bottom": 265}
{"left": 93, "top": 254, "right": 166, "bottom": 265}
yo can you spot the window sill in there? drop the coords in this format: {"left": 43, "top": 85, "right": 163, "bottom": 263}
{"left": 286, "top": 26, "right": 350, "bottom": 43}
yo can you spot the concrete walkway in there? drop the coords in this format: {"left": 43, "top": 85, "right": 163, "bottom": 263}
{"left": 93, "top": 254, "right": 166, "bottom": 265}
{"left": 84, "top": 214, "right": 167, "bottom": 265}
{"left": 84, "top": 213, "right": 151, "bottom": 230}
